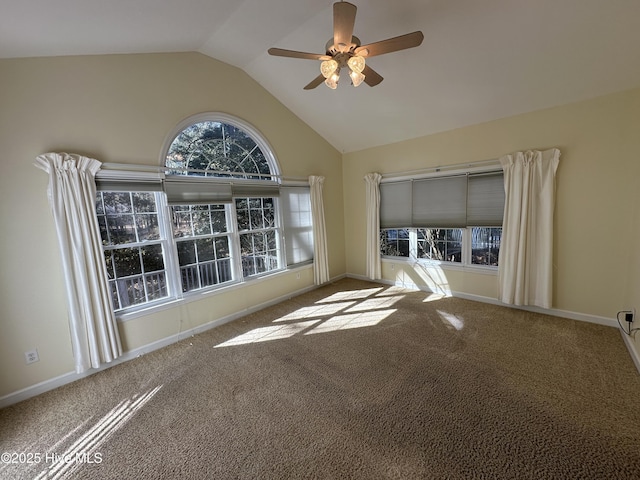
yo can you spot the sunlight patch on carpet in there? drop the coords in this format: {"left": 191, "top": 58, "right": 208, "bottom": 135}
{"left": 273, "top": 302, "right": 356, "bottom": 322}
{"left": 437, "top": 310, "right": 464, "bottom": 330}
{"left": 316, "top": 287, "right": 384, "bottom": 303}
{"left": 305, "top": 309, "right": 396, "bottom": 335}
{"left": 215, "top": 320, "right": 320, "bottom": 347}
{"left": 345, "top": 296, "right": 405, "bottom": 312}
{"left": 34, "top": 385, "right": 162, "bottom": 480}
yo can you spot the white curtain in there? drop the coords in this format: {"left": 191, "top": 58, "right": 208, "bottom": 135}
{"left": 364, "top": 173, "right": 382, "bottom": 280}
{"left": 35, "top": 152, "right": 122, "bottom": 373}
{"left": 309, "top": 176, "right": 330, "bottom": 285}
{"left": 498, "top": 148, "right": 560, "bottom": 309}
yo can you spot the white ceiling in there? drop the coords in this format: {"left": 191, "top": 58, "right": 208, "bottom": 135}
{"left": 2, "top": 0, "right": 640, "bottom": 153}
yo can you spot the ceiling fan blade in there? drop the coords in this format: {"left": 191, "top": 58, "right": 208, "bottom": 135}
{"left": 362, "top": 65, "right": 383, "bottom": 87}
{"left": 356, "top": 31, "right": 424, "bottom": 58}
{"left": 333, "top": 1, "right": 357, "bottom": 52}
{"left": 268, "top": 48, "right": 329, "bottom": 61}
{"left": 304, "top": 74, "right": 326, "bottom": 90}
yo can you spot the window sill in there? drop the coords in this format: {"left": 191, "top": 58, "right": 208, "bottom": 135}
{"left": 381, "top": 256, "right": 498, "bottom": 276}
{"left": 116, "top": 263, "right": 313, "bottom": 322}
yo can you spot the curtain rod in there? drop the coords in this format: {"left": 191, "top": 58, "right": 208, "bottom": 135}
{"left": 100, "top": 162, "right": 310, "bottom": 183}
{"left": 380, "top": 158, "right": 501, "bottom": 180}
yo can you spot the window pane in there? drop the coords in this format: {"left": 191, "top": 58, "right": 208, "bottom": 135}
{"left": 192, "top": 208, "right": 212, "bottom": 235}
{"left": 211, "top": 208, "right": 227, "bottom": 233}
{"left": 177, "top": 241, "right": 197, "bottom": 266}
{"left": 266, "top": 230, "right": 276, "bottom": 250}
{"left": 102, "top": 192, "right": 132, "bottom": 214}
{"left": 250, "top": 209, "right": 264, "bottom": 230}
{"left": 145, "top": 272, "right": 167, "bottom": 300}
{"left": 141, "top": 244, "right": 164, "bottom": 272}
{"left": 196, "top": 238, "right": 215, "bottom": 262}
{"left": 98, "top": 215, "right": 109, "bottom": 244}
{"left": 173, "top": 211, "right": 192, "bottom": 238}
{"left": 472, "top": 227, "right": 501, "bottom": 266}
{"left": 113, "top": 248, "right": 142, "bottom": 277}
{"left": 218, "top": 258, "right": 233, "bottom": 283}
{"left": 104, "top": 251, "right": 115, "bottom": 279}
{"left": 199, "top": 262, "right": 218, "bottom": 287}
{"left": 107, "top": 214, "right": 136, "bottom": 244}
{"left": 132, "top": 192, "right": 157, "bottom": 213}
{"left": 215, "top": 237, "right": 230, "bottom": 258}
{"left": 119, "top": 275, "right": 146, "bottom": 306}
{"left": 236, "top": 198, "right": 249, "bottom": 230}
{"left": 136, "top": 214, "right": 159, "bottom": 241}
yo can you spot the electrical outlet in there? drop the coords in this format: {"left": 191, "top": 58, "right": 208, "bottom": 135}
{"left": 296, "top": 272, "right": 300, "bottom": 280}
{"left": 25, "top": 349, "right": 39, "bottom": 365}
{"left": 627, "top": 308, "right": 636, "bottom": 323}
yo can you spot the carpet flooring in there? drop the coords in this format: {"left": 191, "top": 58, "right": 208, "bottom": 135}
{"left": 1, "top": 278, "right": 640, "bottom": 479}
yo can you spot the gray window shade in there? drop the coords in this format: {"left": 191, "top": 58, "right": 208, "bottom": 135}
{"left": 231, "top": 181, "right": 280, "bottom": 198}
{"left": 96, "top": 171, "right": 163, "bottom": 192}
{"left": 380, "top": 181, "right": 412, "bottom": 228}
{"left": 412, "top": 175, "right": 467, "bottom": 227}
{"left": 163, "top": 177, "right": 232, "bottom": 205}
{"left": 280, "top": 186, "right": 314, "bottom": 266}
{"left": 467, "top": 172, "right": 504, "bottom": 226}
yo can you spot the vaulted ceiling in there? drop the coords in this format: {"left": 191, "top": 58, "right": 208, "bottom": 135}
{"left": 2, "top": 0, "right": 639, "bottom": 153}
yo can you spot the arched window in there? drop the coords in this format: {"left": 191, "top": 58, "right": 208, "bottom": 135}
{"left": 163, "top": 113, "right": 279, "bottom": 180}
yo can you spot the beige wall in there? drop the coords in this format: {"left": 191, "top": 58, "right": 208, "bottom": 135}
{"left": 343, "top": 88, "right": 640, "bottom": 340}
{"left": 0, "top": 53, "right": 345, "bottom": 398}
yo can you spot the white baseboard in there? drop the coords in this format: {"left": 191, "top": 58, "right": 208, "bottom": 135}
{"left": 0, "top": 282, "right": 320, "bottom": 409}
{"left": 621, "top": 331, "right": 640, "bottom": 373}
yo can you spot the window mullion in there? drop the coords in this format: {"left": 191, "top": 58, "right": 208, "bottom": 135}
{"left": 228, "top": 202, "right": 243, "bottom": 282}
{"left": 409, "top": 229, "right": 418, "bottom": 261}
{"left": 462, "top": 228, "right": 472, "bottom": 265}
{"left": 157, "top": 193, "right": 182, "bottom": 299}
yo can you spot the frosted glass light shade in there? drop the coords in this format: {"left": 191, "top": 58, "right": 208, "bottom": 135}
{"left": 349, "top": 69, "right": 365, "bottom": 87}
{"left": 325, "top": 72, "right": 339, "bottom": 89}
{"left": 320, "top": 59, "right": 339, "bottom": 78}
{"left": 347, "top": 55, "right": 365, "bottom": 73}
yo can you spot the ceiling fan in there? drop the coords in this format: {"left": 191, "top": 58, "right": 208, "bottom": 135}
{"left": 268, "top": 1, "right": 424, "bottom": 90}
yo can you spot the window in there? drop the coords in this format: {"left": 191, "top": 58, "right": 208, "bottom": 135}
{"left": 380, "top": 229, "right": 410, "bottom": 257}
{"left": 417, "top": 228, "right": 462, "bottom": 262}
{"left": 95, "top": 113, "right": 314, "bottom": 314}
{"left": 471, "top": 227, "right": 501, "bottom": 266}
{"left": 379, "top": 170, "right": 504, "bottom": 268}
{"left": 96, "top": 191, "right": 170, "bottom": 310}
{"left": 172, "top": 204, "right": 234, "bottom": 292}
{"left": 236, "top": 197, "right": 280, "bottom": 277}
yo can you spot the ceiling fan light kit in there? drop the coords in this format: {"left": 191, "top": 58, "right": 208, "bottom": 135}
{"left": 268, "top": 1, "right": 424, "bottom": 90}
